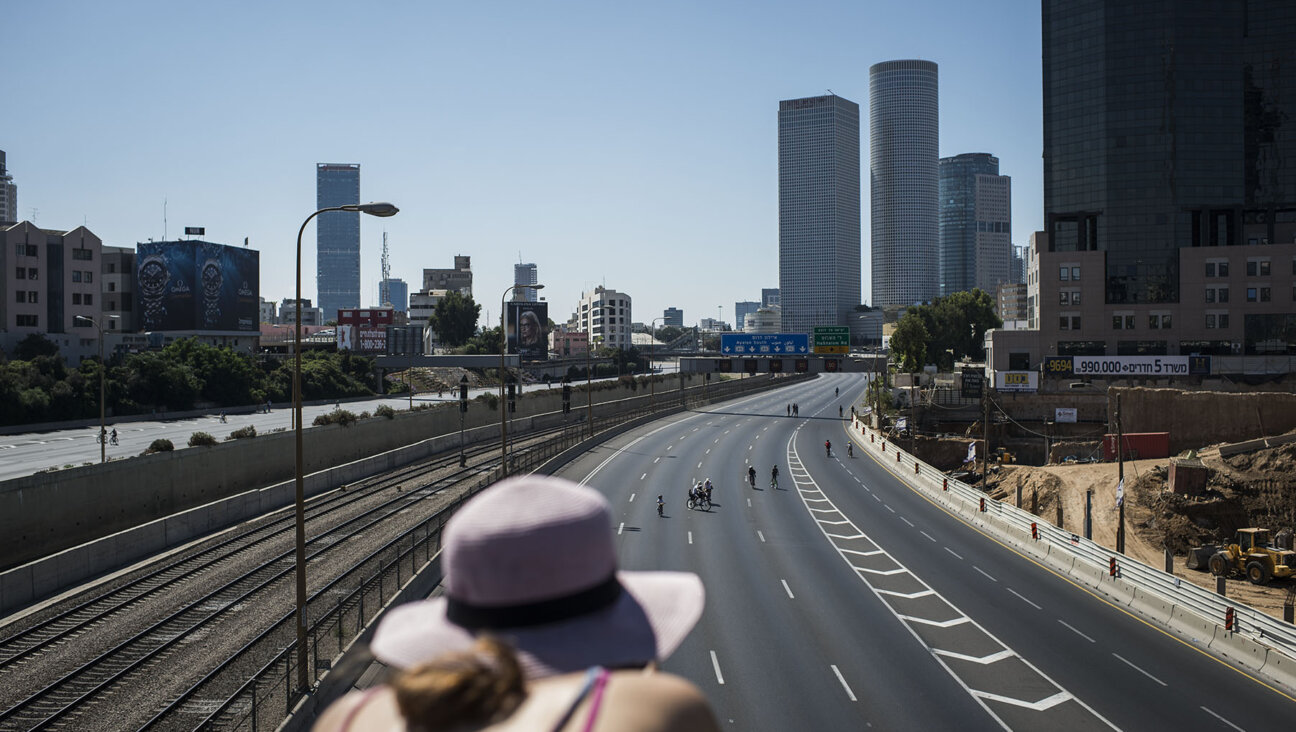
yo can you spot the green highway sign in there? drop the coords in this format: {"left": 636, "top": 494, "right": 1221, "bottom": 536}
{"left": 808, "top": 326, "right": 850, "bottom": 352}
{"left": 813, "top": 326, "right": 849, "bottom": 354}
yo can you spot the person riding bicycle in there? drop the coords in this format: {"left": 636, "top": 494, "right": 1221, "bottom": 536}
{"left": 825, "top": 439, "right": 832, "bottom": 457}
{"left": 770, "top": 465, "right": 779, "bottom": 489}
{"left": 703, "top": 478, "right": 713, "bottom": 502}
{"left": 847, "top": 442, "right": 853, "bottom": 458}
{"left": 747, "top": 466, "right": 756, "bottom": 488}
{"left": 657, "top": 495, "right": 664, "bottom": 516}
{"left": 110, "top": 428, "right": 118, "bottom": 445}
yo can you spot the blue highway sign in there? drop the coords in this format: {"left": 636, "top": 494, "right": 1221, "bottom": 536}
{"left": 720, "top": 333, "right": 810, "bottom": 355}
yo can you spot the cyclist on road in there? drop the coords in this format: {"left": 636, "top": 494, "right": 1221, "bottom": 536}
{"left": 747, "top": 466, "right": 757, "bottom": 489}
{"left": 110, "top": 428, "right": 118, "bottom": 445}
{"left": 657, "top": 495, "right": 664, "bottom": 517}
{"left": 704, "top": 478, "right": 714, "bottom": 503}
{"left": 770, "top": 465, "right": 780, "bottom": 489}
{"left": 825, "top": 439, "right": 832, "bottom": 457}
{"left": 848, "top": 442, "right": 853, "bottom": 458}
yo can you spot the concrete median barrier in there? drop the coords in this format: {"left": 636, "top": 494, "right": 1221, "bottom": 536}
{"left": 1209, "top": 627, "right": 1269, "bottom": 673}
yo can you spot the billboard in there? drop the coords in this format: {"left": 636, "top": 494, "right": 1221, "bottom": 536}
{"left": 1044, "top": 355, "right": 1210, "bottom": 378}
{"left": 137, "top": 240, "right": 259, "bottom": 332}
{"left": 506, "top": 301, "right": 549, "bottom": 361}
{"left": 995, "top": 371, "right": 1038, "bottom": 392}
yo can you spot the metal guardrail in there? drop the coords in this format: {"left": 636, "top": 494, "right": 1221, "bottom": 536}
{"left": 853, "top": 418, "right": 1296, "bottom": 658}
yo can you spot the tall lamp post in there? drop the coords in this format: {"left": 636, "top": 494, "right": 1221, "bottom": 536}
{"left": 75, "top": 314, "right": 118, "bottom": 463}
{"left": 293, "top": 201, "right": 397, "bottom": 693}
{"left": 649, "top": 316, "right": 664, "bottom": 409}
{"left": 499, "top": 283, "right": 544, "bottom": 476}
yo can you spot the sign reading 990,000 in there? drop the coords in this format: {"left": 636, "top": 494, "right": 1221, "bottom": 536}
{"left": 1062, "top": 355, "right": 1210, "bottom": 377}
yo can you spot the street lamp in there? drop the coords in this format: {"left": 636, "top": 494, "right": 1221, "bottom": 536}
{"left": 649, "top": 316, "right": 665, "bottom": 409}
{"left": 499, "top": 283, "right": 544, "bottom": 476}
{"left": 75, "top": 314, "right": 118, "bottom": 463}
{"left": 293, "top": 201, "right": 397, "bottom": 693}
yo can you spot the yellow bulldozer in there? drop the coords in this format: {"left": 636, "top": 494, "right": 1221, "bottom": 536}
{"left": 1186, "top": 528, "right": 1296, "bottom": 585}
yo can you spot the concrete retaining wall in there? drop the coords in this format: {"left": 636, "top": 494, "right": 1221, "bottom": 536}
{"left": 1113, "top": 386, "right": 1296, "bottom": 454}
{"left": 0, "top": 375, "right": 715, "bottom": 570}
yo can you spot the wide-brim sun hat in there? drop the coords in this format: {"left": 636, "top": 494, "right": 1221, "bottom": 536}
{"left": 370, "top": 475, "right": 704, "bottom": 678}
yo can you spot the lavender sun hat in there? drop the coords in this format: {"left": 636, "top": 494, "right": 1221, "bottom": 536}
{"left": 370, "top": 475, "right": 705, "bottom": 678}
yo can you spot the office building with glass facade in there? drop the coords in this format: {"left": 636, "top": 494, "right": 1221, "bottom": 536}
{"left": 316, "top": 163, "right": 361, "bottom": 320}
{"left": 870, "top": 60, "right": 939, "bottom": 307}
{"left": 778, "top": 94, "right": 861, "bottom": 334}
{"left": 1037, "top": 0, "right": 1296, "bottom": 358}
{"left": 514, "top": 262, "right": 538, "bottom": 302}
{"left": 939, "top": 153, "right": 1012, "bottom": 297}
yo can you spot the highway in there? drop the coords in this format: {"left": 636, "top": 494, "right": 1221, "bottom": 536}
{"left": 553, "top": 374, "right": 1295, "bottom": 730}
{"left": 0, "top": 393, "right": 475, "bottom": 482}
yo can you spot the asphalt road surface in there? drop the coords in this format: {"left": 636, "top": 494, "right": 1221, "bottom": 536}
{"left": 553, "top": 374, "right": 1295, "bottom": 730}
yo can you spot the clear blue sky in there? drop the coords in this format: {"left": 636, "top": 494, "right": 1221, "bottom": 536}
{"left": 8, "top": 0, "right": 1042, "bottom": 329}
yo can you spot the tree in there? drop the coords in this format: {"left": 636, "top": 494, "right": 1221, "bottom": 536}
{"left": 655, "top": 325, "right": 685, "bottom": 345}
{"left": 14, "top": 334, "right": 59, "bottom": 361}
{"left": 890, "top": 311, "right": 930, "bottom": 373}
{"left": 430, "top": 292, "right": 481, "bottom": 347}
{"left": 461, "top": 326, "right": 502, "bottom": 355}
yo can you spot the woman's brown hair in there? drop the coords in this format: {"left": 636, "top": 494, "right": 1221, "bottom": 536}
{"left": 392, "top": 636, "right": 526, "bottom": 728}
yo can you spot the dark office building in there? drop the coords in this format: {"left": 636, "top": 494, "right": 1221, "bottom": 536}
{"left": 316, "top": 163, "right": 361, "bottom": 319}
{"left": 1043, "top": 1, "right": 1296, "bottom": 306}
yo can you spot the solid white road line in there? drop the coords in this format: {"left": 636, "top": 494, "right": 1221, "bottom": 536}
{"left": 1113, "top": 653, "right": 1167, "bottom": 687}
{"left": 945, "top": 547, "right": 963, "bottom": 560}
{"left": 1058, "top": 620, "right": 1095, "bottom": 643}
{"left": 757, "top": 530, "right": 766, "bottom": 543}
{"left": 711, "top": 651, "right": 725, "bottom": 685}
{"left": 781, "top": 579, "right": 795, "bottom": 598}
{"left": 617, "top": 523, "right": 624, "bottom": 535}
{"left": 629, "top": 493, "right": 635, "bottom": 502}
{"left": 1200, "top": 707, "right": 1245, "bottom": 732}
{"left": 830, "top": 665, "right": 857, "bottom": 702}
{"left": 1007, "top": 588, "right": 1042, "bottom": 610}
{"left": 974, "top": 566, "right": 997, "bottom": 582}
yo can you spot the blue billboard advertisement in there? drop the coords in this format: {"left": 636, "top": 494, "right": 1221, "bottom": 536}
{"left": 138, "top": 241, "right": 259, "bottom": 332}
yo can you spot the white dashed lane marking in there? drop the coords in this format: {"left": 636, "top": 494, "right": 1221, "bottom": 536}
{"left": 1007, "top": 588, "right": 1042, "bottom": 610}
{"left": 1113, "top": 654, "right": 1167, "bottom": 687}
{"left": 757, "top": 530, "right": 766, "bottom": 543}
{"left": 781, "top": 580, "right": 795, "bottom": 599}
{"left": 629, "top": 493, "right": 635, "bottom": 502}
{"left": 710, "top": 651, "right": 725, "bottom": 684}
{"left": 831, "top": 665, "right": 857, "bottom": 702}
{"left": 641, "top": 473, "right": 646, "bottom": 480}
{"left": 974, "top": 567, "right": 997, "bottom": 583}
{"left": 1200, "top": 707, "right": 1244, "bottom": 732}
{"left": 1058, "top": 620, "right": 1094, "bottom": 644}
{"left": 945, "top": 547, "right": 963, "bottom": 560}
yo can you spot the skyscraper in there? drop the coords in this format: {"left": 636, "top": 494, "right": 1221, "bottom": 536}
{"left": 316, "top": 163, "right": 361, "bottom": 319}
{"left": 1020, "top": 0, "right": 1296, "bottom": 361}
{"left": 514, "top": 262, "right": 538, "bottom": 302}
{"left": 1044, "top": 0, "right": 1296, "bottom": 307}
{"left": 778, "top": 94, "right": 861, "bottom": 334}
{"left": 939, "top": 153, "right": 1012, "bottom": 296}
{"left": 379, "top": 278, "right": 409, "bottom": 313}
{"left": 870, "top": 60, "right": 939, "bottom": 306}
{"left": 0, "top": 151, "right": 16, "bottom": 226}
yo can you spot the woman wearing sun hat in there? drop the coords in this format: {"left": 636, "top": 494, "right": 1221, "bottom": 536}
{"left": 313, "top": 475, "right": 719, "bottom": 731}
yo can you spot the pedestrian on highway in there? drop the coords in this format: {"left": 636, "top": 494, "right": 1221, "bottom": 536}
{"left": 793, "top": 403, "right": 799, "bottom": 417}
{"left": 314, "top": 475, "right": 718, "bottom": 732}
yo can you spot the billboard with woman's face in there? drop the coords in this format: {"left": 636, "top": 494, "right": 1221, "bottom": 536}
{"left": 507, "top": 302, "right": 548, "bottom": 361}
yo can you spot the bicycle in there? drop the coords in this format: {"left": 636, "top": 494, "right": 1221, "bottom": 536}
{"left": 770, "top": 476, "right": 779, "bottom": 490}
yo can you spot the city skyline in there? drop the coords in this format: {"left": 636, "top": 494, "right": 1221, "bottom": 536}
{"left": 7, "top": 1, "right": 1045, "bottom": 327}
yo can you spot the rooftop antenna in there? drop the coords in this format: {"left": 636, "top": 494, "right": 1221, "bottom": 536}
{"left": 380, "top": 231, "right": 391, "bottom": 306}
{"left": 163, "top": 198, "right": 168, "bottom": 240}
{"left": 28, "top": 207, "right": 37, "bottom": 222}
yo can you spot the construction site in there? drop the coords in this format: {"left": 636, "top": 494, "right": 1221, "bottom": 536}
{"left": 892, "top": 383, "right": 1296, "bottom": 621}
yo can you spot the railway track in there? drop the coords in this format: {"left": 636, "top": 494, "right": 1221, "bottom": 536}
{"left": 0, "top": 425, "right": 570, "bottom": 731}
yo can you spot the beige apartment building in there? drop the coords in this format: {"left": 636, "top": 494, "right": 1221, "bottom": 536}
{"left": 1, "top": 221, "right": 107, "bottom": 360}
{"left": 989, "top": 232, "right": 1296, "bottom": 376}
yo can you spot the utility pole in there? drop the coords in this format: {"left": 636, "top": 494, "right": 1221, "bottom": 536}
{"left": 1117, "top": 392, "right": 1126, "bottom": 554}
{"left": 981, "top": 388, "right": 990, "bottom": 488}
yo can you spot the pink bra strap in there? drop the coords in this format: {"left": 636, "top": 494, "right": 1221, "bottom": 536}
{"left": 580, "top": 667, "right": 611, "bottom": 732}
